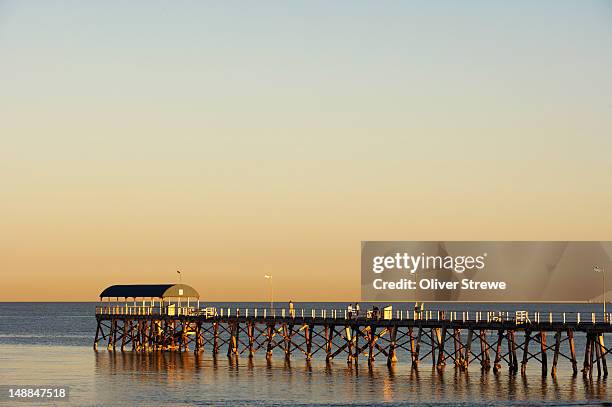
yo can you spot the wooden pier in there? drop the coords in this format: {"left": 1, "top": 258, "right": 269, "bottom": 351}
{"left": 94, "top": 304, "right": 612, "bottom": 378}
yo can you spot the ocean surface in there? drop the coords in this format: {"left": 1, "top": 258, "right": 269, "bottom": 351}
{"left": 0, "top": 302, "right": 610, "bottom": 406}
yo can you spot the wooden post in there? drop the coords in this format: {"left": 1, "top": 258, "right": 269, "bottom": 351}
{"left": 158, "top": 320, "right": 164, "bottom": 351}
{"left": 505, "top": 329, "right": 513, "bottom": 371}
{"left": 185, "top": 321, "right": 191, "bottom": 352}
{"left": 493, "top": 330, "right": 504, "bottom": 372}
{"left": 480, "top": 330, "right": 490, "bottom": 370}
{"left": 283, "top": 324, "right": 292, "bottom": 360}
{"left": 150, "top": 320, "right": 156, "bottom": 351}
{"left": 305, "top": 324, "right": 313, "bottom": 361}
{"left": 143, "top": 319, "right": 150, "bottom": 352}
{"left": 387, "top": 326, "right": 398, "bottom": 366}
{"left": 161, "top": 319, "right": 170, "bottom": 351}
{"left": 233, "top": 322, "right": 240, "bottom": 356}
{"left": 266, "top": 324, "right": 274, "bottom": 359}
{"left": 521, "top": 331, "right": 531, "bottom": 375}
{"left": 511, "top": 330, "right": 518, "bottom": 373}
{"left": 464, "top": 329, "right": 473, "bottom": 369}
{"left": 142, "top": 319, "right": 148, "bottom": 352}
{"left": 137, "top": 320, "right": 144, "bottom": 352}
{"left": 594, "top": 333, "right": 602, "bottom": 377}
{"left": 551, "top": 330, "right": 561, "bottom": 377}
{"left": 145, "top": 319, "right": 151, "bottom": 351}
{"left": 169, "top": 320, "right": 176, "bottom": 352}
{"left": 227, "top": 322, "right": 235, "bottom": 357}
{"left": 248, "top": 322, "right": 255, "bottom": 358}
{"left": 325, "top": 325, "right": 334, "bottom": 361}
{"left": 407, "top": 327, "right": 415, "bottom": 367}
{"left": 142, "top": 320, "right": 148, "bottom": 352}
{"left": 174, "top": 320, "right": 181, "bottom": 352}
{"left": 179, "top": 320, "right": 187, "bottom": 352}
{"left": 157, "top": 320, "right": 163, "bottom": 351}
{"left": 113, "top": 319, "right": 119, "bottom": 351}
{"left": 583, "top": 333, "right": 592, "bottom": 377}
{"left": 107, "top": 319, "right": 115, "bottom": 351}
{"left": 436, "top": 326, "right": 446, "bottom": 369}
{"left": 540, "top": 331, "right": 547, "bottom": 376}
{"left": 153, "top": 320, "right": 158, "bottom": 352}
{"left": 453, "top": 329, "right": 462, "bottom": 367}
{"left": 347, "top": 325, "right": 355, "bottom": 365}
{"left": 93, "top": 320, "right": 101, "bottom": 351}
{"left": 505, "top": 330, "right": 517, "bottom": 373}
{"left": 194, "top": 321, "right": 202, "bottom": 353}
{"left": 413, "top": 327, "right": 422, "bottom": 368}
{"left": 598, "top": 333, "right": 608, "bottom": 377}
{"left": 212, "top": 322, "right": 219, "bottom": 356}
{"left": 568, "top": 330, "right": 578, "bottom": 375}
{"left": 149, "top": 320, "right": 156, "bottom": 352}
{"left": 199, "top": 321, "right": 205, "bottom": 353}
{"left": 133, "top": 320, "right": 139, "bottom": 351}
{"left": 430, "top": 329, "right": 437, "bottom": 367}
{"left": 368, "top": 325, "right": 378, "bottom": 364}
{"left": 353, "top": 325, "right": 359, "bottom": 364}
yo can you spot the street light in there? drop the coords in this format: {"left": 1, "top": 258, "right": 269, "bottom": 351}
{"left": 594, "top": 266, "right": 606, "bottom": 319}
{"left": 264, "top": 275, "right": 273, "bottom": 312}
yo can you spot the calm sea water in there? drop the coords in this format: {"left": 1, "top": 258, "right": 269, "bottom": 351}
{"left": 0, "top": 302, "right": 610, "bottom": 406}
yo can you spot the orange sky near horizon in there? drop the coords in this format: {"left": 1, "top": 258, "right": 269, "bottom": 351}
{"left": 2, "top": 159, "right": 612, "bottom": 301}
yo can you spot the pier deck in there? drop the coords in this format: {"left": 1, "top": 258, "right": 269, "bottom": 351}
{"left": 94, "top": 306, "right": 612, "bottom": 378}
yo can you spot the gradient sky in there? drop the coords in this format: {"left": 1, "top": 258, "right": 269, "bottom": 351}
{"left": 1, "top": 1, "right": 611, "bottom": 301}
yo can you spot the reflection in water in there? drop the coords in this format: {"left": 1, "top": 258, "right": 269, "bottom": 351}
{"left": 382, "top": 365, "right": 395, "bottom": 402}
{"left": 91, "top": 352, "right": 609, "bottom": 406}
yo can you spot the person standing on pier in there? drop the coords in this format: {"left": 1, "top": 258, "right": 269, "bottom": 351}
{"left": 355, "top": 302, "right": 360, "bottom": 318}
{"left": 289, "top": 300, "right": 295, "bottom": 318}
{"left": 348, "top": 303, "right": 353, "bottom": 319}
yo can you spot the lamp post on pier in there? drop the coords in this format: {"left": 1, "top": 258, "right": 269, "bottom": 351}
{"left": 264, "top": 274, "right": 273, "bottom": 313}
{"left": 594, "top": 266, "right": 606, "bottom": 320}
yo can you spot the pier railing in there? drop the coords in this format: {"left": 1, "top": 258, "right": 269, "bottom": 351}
{"left": 95, "top": 305, "right": 198, "bottom": 317}
{"left": 95, "top": 305, "right": 612, "bottom": 325}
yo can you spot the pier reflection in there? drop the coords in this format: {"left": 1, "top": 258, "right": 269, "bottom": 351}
{"left": 93, "top": 352, "right": 609, "bottom": 405}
